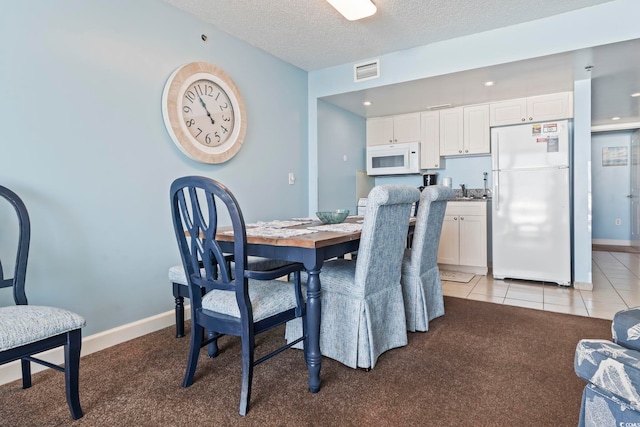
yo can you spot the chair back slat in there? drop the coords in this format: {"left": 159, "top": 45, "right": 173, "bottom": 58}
{"left": 170, "top": 177, "right": 251, "bottom": 314}
{"left": 0, "top": 185, "right": 30, "bottom": 305}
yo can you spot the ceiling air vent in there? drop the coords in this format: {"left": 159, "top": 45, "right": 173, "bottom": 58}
{"left": 354, "top": 59, "right": 380, "bottom": 82}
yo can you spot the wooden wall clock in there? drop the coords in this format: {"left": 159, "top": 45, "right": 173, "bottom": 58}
{"left": 162, "top": 62, "right": 247, "bottom": 164}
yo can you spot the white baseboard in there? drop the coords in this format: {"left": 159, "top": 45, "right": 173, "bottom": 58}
{"left": 0, "top": 306, "right": 190, "bottom": 386}
{"left": 592, "top": 239, "right": 632, "bottom": 246}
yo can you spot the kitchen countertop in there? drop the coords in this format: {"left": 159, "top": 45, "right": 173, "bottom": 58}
{"left": 451, "top": 197, "right": 491, "bottom": 202}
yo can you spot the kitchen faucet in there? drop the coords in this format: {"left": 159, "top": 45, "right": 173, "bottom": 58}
{"left": 460, "top": 184, "right": 467, "bottom": 197}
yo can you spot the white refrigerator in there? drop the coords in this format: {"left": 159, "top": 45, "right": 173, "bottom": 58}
{"left": 491, "top": 120, "right": 571, "bottom": 286}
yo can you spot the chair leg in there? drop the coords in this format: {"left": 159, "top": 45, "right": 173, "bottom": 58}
{"left": 238, "top": 333, "right": 255, "bottom": 416}
{"left": 20, "top": 359, "right": 31, "bottom": 389}
{"left": 175, "top": 295, "right": 185, "bottom": 338}
{"left": 183, "top": 321, "right": 204, "bottom": 387}
{"left": 65, "top": 329, "right": 83, "bottom": 420}
{"left": 207, "top": 330, "right": 219, "bottom": 358}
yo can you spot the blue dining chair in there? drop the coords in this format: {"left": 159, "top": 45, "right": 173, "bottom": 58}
{"left": 170, "top": 176, "right": 308, "bottom": 416}
{"left": 285, "top": 185, "right": 420, "bottom": 369}
{"left": 0, "top": 185, "right": 85, "bottom": 420}
{"left": 400, "top": 185, "right": 454, "bottom": 332}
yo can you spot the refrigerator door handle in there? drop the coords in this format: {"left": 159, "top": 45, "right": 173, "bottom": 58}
{"left": 493, "top": 171, "right": 499, "bottom": 211}
{"left": 492, "top": 133, "right": 499, "bottom": 171}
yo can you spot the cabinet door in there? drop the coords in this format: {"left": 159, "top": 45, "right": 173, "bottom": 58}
{"left": 463, "top": 104, "right": 490, "bottom": 155}
{"left": 393, "top": 113, "right": 421, "bottom": 144}
{"left": 489, "top": 98, "right": 527, "bottom": 126}
{"left": 437, "top": 214, "right": 460, "bottom": 265}
{"left": 527, "top": 92, "right": 573, "bottom": 122}
{"left": 420, "top": 111, "right": 440, "bottom": 169}
{"left": 366, "top": 116, "right": 394, "bottom": 146}
{"left": 458, "top": 215, "right": 487, "bottom": 267}
{"left": 439, "top": 107, "right": 464, "bottom": 156}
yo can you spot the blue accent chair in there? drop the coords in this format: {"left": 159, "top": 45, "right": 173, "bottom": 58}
{"left": 575, "top": 307, "right": 640, "bottom": 426}
{"left": 0, "top": 185, "right": 85, "bottom": 420}
{"left": 170, "top": 176, "right": 307, "bottom": 416}
{"left": 286, "top": 185, "right": 420, "bottom": 369}
{"left": 401, "top": 185, "right": 454, "bottom": 332}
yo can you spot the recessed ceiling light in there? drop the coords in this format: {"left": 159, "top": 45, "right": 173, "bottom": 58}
{"left": 363, "top": 101, "right": 372, "bottom": 106}
{"left": 632, "top": 92, "right": 640, "bottom": 97}
{"left": 611, "top": 117, "right": 621, "bottom": 121}
{"left": 326, "top": 0, "right": 376, "bottom": 21}
{"left": 484, "top": 81, "right": 495, "bottom": 87}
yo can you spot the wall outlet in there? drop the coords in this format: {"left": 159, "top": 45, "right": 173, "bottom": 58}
{"left": 615, "top": 219, "right": 622, "bottom": 226}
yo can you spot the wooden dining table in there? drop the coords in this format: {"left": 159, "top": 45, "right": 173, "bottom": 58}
{"left": 215, "top": 216, "right": 415, "bottom": 394}
{"left": 215, "top": 217, "right": 364, "bottom": 393}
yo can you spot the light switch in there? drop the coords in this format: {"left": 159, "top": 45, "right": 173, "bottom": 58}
{"left": 288, "top": 172, "right": 295, "bottom": 185}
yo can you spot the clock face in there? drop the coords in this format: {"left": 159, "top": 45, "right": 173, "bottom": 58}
{"left": 181, "top": 79, "right": 235, "bottom": 148}
{"left": 162, "top": 62, "right": 246, "bottom": 164}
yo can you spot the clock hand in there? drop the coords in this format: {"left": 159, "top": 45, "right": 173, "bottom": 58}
{"left": 197, "top": 94, "right": 215, "bottom": 125}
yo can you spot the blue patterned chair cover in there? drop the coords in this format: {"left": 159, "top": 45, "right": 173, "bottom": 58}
{"left": 286, "top": 185, "right": 420, "bottom": 369}
{"left": 575, "top": 307, "right": 640, "bottom": 426}
{"left": 401, "top": 185, "right": 454, "bottom": 332}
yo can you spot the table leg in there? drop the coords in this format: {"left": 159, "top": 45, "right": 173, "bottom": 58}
{"left": 305, "top": 267, "right": 322, "bottom": 393}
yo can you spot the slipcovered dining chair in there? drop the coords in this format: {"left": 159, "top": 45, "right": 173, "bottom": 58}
{"left": 285, "top": 185, "right": 420, "bottom": 369}
{"left": 169, "top": 255, "right": 294, "bottom": 338}
{"left": 0, "top": 185, "right": 85, "bottom": 420}
{"left": 401, "top": 185, "right": 454, "bottom": 332}
{"left": 170, "top": 176, "right": 308, "bottom": 416}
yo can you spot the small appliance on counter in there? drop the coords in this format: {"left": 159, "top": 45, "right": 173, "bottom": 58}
{"left": 442, "top": 177, "right": 452, "bottom": 187}
{"left": 422, "top": 173, "right": 437, "bottom": 186}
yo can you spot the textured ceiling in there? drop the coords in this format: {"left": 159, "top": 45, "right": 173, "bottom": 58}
{"left": 164, "top": 0, "right": 640, "bottom": 127}
{"left": 163, "top": 0, "right": 614, "bottom": 71}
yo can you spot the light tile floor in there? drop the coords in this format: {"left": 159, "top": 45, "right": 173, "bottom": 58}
{"left": 442, "top": 250, "right": 640, "bottom": 320}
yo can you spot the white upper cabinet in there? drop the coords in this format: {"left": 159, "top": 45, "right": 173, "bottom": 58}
{"left": 366, "top": 113, "right": 420, "bottom": 146}
{"left": 439, "top": 107, "right": 464, "bottom": 156}
{"left": 463, "top": 104, "right": 490, "bottom": 155}
{"left": 489, "top": 92, "right": 574, "bottom": 126}
{"left": 420, "top": 111, "right": 441, "bottom": 169}
{"left": 439, "top": 105, "right": 490, "bottom": 156}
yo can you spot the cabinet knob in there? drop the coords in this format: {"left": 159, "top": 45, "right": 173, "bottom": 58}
{"left": 434, "top": 164, "right": 438, "bottom": 167}
{"left": 458, "top": 150, "right": 462, "bottom": 153}
{"left": 465, "top": 149, "right": 468, "bottom": 153}
{"left": 389, "top": 139, "right": 393, "bottom": 143}
{"left": 529, "top": 117, "right": 533, "bottom": 121}
{"left": 453, "top": 217, "right": 458, "bottom": 221}
{"left": 460, "top": 217, "right": 464, "bottom": 220}
{"left": 394, "top": 139, "right": 397, "bottom": 143}
{"left": 521, "top": 118, "right": 526, "bottom": 122}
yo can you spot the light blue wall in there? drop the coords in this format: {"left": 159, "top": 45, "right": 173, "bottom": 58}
{"left": 0, "top": 0, "right": 308, "bottom": 335}
{"left": 317, "top": 100, "right": 366, "bottom": 214}
{"left": 311, "top": 0, "right": 640, "bottom": 286}
{"left": 375, "top": 156, "right": 492, "bottom": 191}
{"left": 592, "top": 131, "right": 634, "bottom": 242}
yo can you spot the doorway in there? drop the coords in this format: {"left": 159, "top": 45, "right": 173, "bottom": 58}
{"left": 591, "top": 130, "right": 635, "bottom": 248}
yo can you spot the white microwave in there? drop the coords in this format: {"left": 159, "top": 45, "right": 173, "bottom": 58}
{"left": 366, "top": 142, "right": 420, "bottom": 176}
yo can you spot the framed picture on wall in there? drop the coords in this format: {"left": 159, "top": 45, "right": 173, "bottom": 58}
{"left": 602, "top": 146, "right": 628, "bottom": 167}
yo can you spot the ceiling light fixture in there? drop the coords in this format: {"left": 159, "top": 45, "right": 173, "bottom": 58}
{"left": 327, "top": 0, "right": 377, "bottom": 21}
{"left": 632, "top": 92, "right": 640, "bottom": 97}
{"left": 612, "top": 117, "right": 621, "bottom": 121}
{"left": 484, "top": 81, "right": 495, "bottom": 87}
{"left": 363, "top": 101, "right": 372, "bottom": 106}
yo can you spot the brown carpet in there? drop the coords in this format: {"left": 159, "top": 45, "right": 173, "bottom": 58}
{"left": 0, "top": 297, "right": 611, "bottom": 427}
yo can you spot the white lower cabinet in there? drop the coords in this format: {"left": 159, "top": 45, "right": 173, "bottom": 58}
{"left": 437, "top": 201, "right": 488, "bottom": 275}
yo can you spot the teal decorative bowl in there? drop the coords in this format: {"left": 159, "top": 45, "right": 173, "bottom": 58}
{"left": 316, "top": 209, "right": 349, "bottom": 224}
